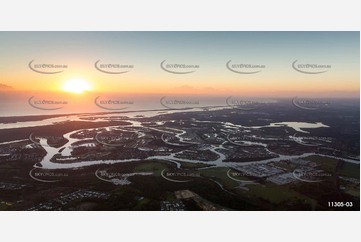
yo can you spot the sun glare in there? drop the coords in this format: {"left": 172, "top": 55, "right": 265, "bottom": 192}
{"left": 62, "top": 79, "right": 92, "bottom": 94}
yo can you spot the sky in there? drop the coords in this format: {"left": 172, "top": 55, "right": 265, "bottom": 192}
{"left": 0, "top": 31, "right": 359, "bottom": 97}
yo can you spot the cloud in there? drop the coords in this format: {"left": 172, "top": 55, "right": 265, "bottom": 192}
{"left": 167, "top": 85, "right": 218, "bottom": 93}
{"left": 0, "top": 83, "right": 13, "bottom": 90}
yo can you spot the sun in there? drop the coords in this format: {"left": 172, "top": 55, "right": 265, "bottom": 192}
{"left": 62, "top": 79, "right": 92, "bottom": 94}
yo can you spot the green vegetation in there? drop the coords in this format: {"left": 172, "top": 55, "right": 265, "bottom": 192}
{"left": 133, "top": 160, "right": 170, "bottom": 176}
{"left": 178, "top": 161, "right": 214, "bottom": 169}
{"left": 244, "top": 183, "right": 317, "bottom": 208}
{"left": 200, "top": 167, "right": 245, "bottom": 189}
{"left": 163, "top": 191, "right": 176, "bottom": 201}
{"left": 0, "top": 201, "right": 10, "bottom": 211}
{"left": 133, "top": 197, "right": 152, "bottom": 210}
{"left": 305, "top": 155, "right": 338, "bottom": 172}
{"left": 344, "top": 188, "right": 360, "bottom": 197}
{"left": 305, "top": 155, "right": 360, "bottom": 178}
{"left": 339, "top": 163, "right": 360, "bottom": 178}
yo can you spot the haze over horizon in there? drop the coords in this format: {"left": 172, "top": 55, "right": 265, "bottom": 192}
{"left": 0, "top": 32, "right": 359, "bottom": 98}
